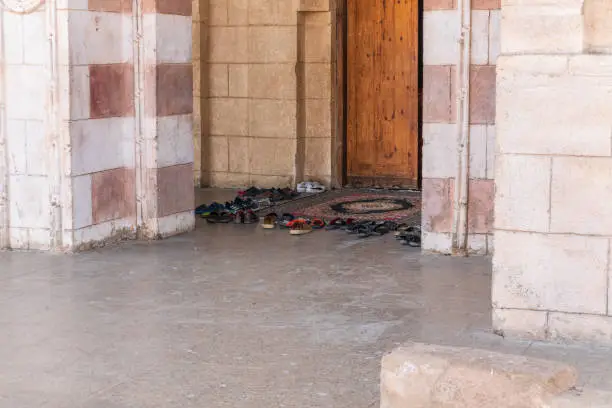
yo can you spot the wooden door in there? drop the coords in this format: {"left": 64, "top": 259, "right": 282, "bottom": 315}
{"left": 346, "top": 0, "right": 419, "bottom": 188}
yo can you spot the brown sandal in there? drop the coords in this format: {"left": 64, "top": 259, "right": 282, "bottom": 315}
{"left": 261, "top": 213, "right": 277, "bottom": 229}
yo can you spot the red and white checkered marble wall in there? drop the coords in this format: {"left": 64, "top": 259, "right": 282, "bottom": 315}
{"left": 67, "top": 0, "right": 138, "bottom": 247}
{"left": 421, "top": 0, "right": 499, "bottom": 254}
{"left": 0, "top": 0, "right": 195, "bottom": 250}
{"left": 1, "top": 3, "right": 51, "bottom": 249}
{"left": 140, "top": 0, "right": 195, "bottom": 238}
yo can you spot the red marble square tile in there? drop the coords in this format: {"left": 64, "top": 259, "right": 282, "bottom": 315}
{"left": 89, "top": 0, "right": 132, "bottom": 13}
{"left": 92, "top": 168, "right": 136, "bottom": 224}
{"left": 423, "top": 65, "right": 453, "bottom": 123}
{"left": 472, "top": 0, "right": 500, "bottom": 10}
{"left": 157, "top": 163, "right": 194, "bottom": 217}
{"left": 424, "top": 0, "right": 456, "bottom": 10}
{"left": 90, "top": 64, "right": 134, "bottom": 119}
{"left": 143, "top": 0, "right": 192, "bottom": 16}
{"left": 468, "top": 179, "right": 494, "bottom": 233}
{"left": 153, "top": 64, "right": 194, "bottom": 117}
{"left": 422, "top": 178, "right": 453, "bottom": 233}
{"left": 470, "top": 65, "right": 496, "bottom": 125}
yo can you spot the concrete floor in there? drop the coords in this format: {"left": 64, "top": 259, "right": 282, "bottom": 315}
{"left": 1, "top": 190, "right": 612, "bottom": 407}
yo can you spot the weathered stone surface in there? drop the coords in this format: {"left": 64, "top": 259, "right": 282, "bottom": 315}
{"left": 548, "top": 312, "right": 612, "bottom": 344}
{"left": 584, "top": 0, "right": 612, "bottom": 53}
{"left": 381, "top": 343, "right": 577, "bottom": 408}
{"left": 500, "top": 0, "right": 583, "bottom": 54}
{"left": 492, "top": 308, "right": 548, "bottom": 340}
{"left": 492, "top": 231, "right": 608, "bottom": 315}
{"left": 553, "top": 389, "right": 612, "bottom": 408}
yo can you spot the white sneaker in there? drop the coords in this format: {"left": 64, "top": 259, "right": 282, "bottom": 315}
{"left": 296, "top": 181, "right": 311, "bottom": 193}
{"left": 306, "top": 182, "right": 326, "bottom": 193}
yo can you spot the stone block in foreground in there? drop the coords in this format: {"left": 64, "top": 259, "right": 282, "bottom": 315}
{"left": 381, "top": 343, "right": 577, "bottom": 408}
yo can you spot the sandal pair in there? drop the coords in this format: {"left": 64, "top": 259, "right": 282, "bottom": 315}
{"left": 397, "top": 225, "right": 421, "bottom": 247}
{"left": 234, "top": 210, "right": 258, "bottom": 224}
{"left": 325, "top": 218, "right": 356, "bottom": 231}
{"left": 355, "top": 221, "right": 392, "bottom": 238}
{"left": 289, "top": 219, "right": 313, "bottom": 235}
{"left": 261, "top": 213, "right": 323, "bottom": 235}
{"left": 262, "top": 212, "right": 295, "bottom": 229}
{"left": 287, "top": 218, "right": 325, "bottom": 234}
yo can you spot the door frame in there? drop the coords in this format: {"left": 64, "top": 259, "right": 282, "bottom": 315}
{"left": 331, "top": 0, "right": 423, "bottom": 189}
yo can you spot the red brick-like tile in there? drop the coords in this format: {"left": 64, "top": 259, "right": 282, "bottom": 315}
{"left": 88, "top": 0, "right": 132, "bottom": 13}
{"left": 424, "top": 0, "right": 456, "bottom": 10}
{"left": 423, "top": 65, "right": 453, "bottom": 123}
{"left": 90, "top": 64, "right": 134, "bottom": 119}
{"left": 143, "top": 0, "right": 192, "bottom": 15}
{"left": 468, "top": 179, "right": 494, "bottom": 233}
{"left": 92, "top": 168, "right": 136, "bottom": 224}
{"left": 470, "top": 65, "right": 496, "bottom": 125}
{"left": 472, "top": 0, "right": 500, "bottom": 10}
{"left": 422, "top": 178, "right": 453, "bottom": 233}
{"left": 150, "top": 64, "right": 194, "bottom": 117}
{"left": 157, "top": 163, "right": 194, "bottom": 217}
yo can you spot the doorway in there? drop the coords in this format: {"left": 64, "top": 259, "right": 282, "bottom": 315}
{"left": 343, "top": 0, "right": 421, "bottom": 189}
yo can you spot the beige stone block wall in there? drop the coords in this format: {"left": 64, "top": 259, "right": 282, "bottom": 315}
{"left": 493, "top": 0, "right": 612, "bottom": 343}
{"left": 193, "top": 0, "right": 332, "bottom": 188}
{"left": 192, "top": 0, "right": 206, "bottom": 186}
{"left": 298, "top": 7, "right": 333, "bottom": 186}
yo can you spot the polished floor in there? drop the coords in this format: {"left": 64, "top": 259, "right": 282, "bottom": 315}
{"left": 1, "top": 191, "right": 611, "bottom": 407}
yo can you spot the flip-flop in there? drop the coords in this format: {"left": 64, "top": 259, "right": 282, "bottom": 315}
{"left": 340, "top": 218, "right": 357, "bottom": 231}
{"left": 394, "top": 223, "right": 410, "bottom": 238}
{"left": 355, "top": 221, "right": 376, "bottom": 238}
{"left": 382, "top": 221, "right": 399, "bottom": 233}
{"left": 398, "top": 226, "right": 422, "bottom": 247}
{"left": 326, "top": 218, "right": 345, "bottom": 230}
{"left": 289, "top": 220, "right": 313, "bottom": 235}
{"left": 346, "top": 220, "right": 370, "bottom": 234}
{"left": 396, "top": 225, "right": 421, "bottom": 239}
{"left": 311, "top": 218, "right": 326, "bottom": 230}
{"left": 357, "top": 222, "right": 390, "bottom": 238}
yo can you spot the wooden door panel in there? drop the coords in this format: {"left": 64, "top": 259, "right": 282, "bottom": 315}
{"left": 346, "top": 0, "right": 419, "bottom": 188}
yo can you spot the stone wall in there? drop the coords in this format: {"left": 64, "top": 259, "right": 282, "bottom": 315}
{"left": 68, "top": 1, "right": 138, "bottom": 247}
{"left": 493, "top": 0, "right": 612, "bottom": 343}
{"left": 195, "top": 0, "right": 333, "bottom": 188}
{"left": 0, "top": 0, "right": 195, "bottom": 251}
{"left": 421, "top": 0, "right": 499, "bottom": 255}
{"left": 1, "top": 3, "right": 50, "bottom": 249}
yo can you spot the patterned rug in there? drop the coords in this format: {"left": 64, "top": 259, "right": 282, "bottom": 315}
{"left": 265, "top": 190, "right": 421, "bottom": 223}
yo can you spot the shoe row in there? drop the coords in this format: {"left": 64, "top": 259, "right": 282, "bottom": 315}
{"left": 260, "top": 213, "right": 421, "bottom": 245}
{"left": 330, "top": 218, "right": 421, "bottom": 246}
{"left": 238, "top": 187, "right": 299, "bottom": 202}
{"left": 196, "top": 197, "right": 263, "bottom": 218}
